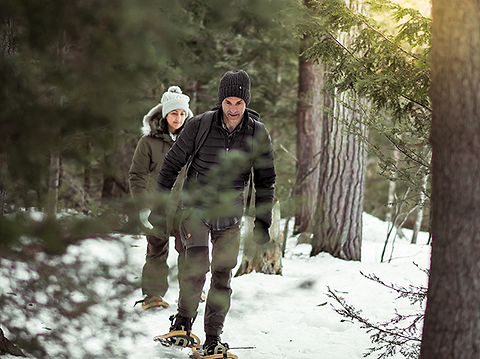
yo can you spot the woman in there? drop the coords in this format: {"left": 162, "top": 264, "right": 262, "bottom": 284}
{"left": 129, "top": 86, "right": 193, "bottom": 309}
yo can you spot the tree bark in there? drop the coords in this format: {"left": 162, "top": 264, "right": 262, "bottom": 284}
{"left": 310, "top": 91, "right": 366, "bottom": 261}
{"left": 101, "top": 175, "right": 128, "bottom": 199}
{"left": 420, "top": 0, "right": 480, "bottom": 357}
{"left": 294, "top": 21, "right": 327, "bottom": 234}
{"left": 235, "top": 200, "right": 283, "bottom": 276}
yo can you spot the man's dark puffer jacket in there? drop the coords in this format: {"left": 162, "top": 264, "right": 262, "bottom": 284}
{"left": 156, "top": 106, "right": 276, "bottom": 230}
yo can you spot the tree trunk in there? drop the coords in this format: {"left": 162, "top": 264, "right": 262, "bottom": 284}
{"left": 46, "top": 151, "right": 60, "bottom": 217}
{"left": 1, "top": 18, "right": 15, "bottom": 56}
{"left": 83, "top": 165, "right": 91, "bottom": 210}
{"left": 310, "top": 91, "right": 366, "bottom": 261}
{"left": 235, "top": 200, "right": 282, "bottom": 276}
{"left": 294, "top": 0, "right": 327, "bottom": 235}
{"left": 411, "top": 165, "right": 428, "bottom": 244}
{"left": 0, "top": 189, "right": 5, "bottom": 216}
{"left": 382, "top": 149, "right": 400, "bottom": 262}
{"left": 420, "top": 0, "right": 480, "bottom": 357}
{"left": 101, "top": 175, "right": 128, "bottom": 199}
{"left": 385, "top": 149, "right": 399, "bottom": 224}
{"left": 1, "top": 20, "right": 14, "bottom": 216}
{"left": 83, "top": 143, "right": 92, "bottom": 213}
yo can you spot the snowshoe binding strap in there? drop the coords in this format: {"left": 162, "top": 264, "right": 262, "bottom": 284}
{"left": 154, "top": 330, "right": 201, "bottom": 348}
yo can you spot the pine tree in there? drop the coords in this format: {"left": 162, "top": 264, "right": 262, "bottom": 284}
{"left": 294, "top": 0, "right": 327, "bottom": 235}
{"left": 297, "top": 0, "right": 431, "bottom": 259}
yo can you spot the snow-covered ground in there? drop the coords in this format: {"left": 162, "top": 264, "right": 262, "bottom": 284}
{"left": 2, "top": 213, "right": 431, "bottom": 358}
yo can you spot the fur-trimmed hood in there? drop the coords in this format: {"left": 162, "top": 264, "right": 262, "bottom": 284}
{"left": 141, "top": 103, "right": 194, "bottom": 137}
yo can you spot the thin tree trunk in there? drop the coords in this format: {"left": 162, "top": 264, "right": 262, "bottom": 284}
{"left": 46, "top": 151, "right": 60, "bottom": 217}
{"left": 411, "top": 169, "right": 428, "bottom": 244}
{"left": 0, "top": 189, "right": 5, "bottom": 216}
{"left": 1, "top": 19, "right": 14, "bottom": 217}
{"left": 382, "top": 149, "right": 399, "bottom": 260}
{"left": 83, "top": 143, "right": 91, "bottom": 213}
{"left": 0, "top": 153, "right": 6, "bottom": 216}
{"left": 385, "top": 149, "right": 399, "bottom": 223}
{"left": 420, "top": 0, "right": 480, "bottom": 356}
{"left": 84, "top": 167, "right": 90, "bottom": 207}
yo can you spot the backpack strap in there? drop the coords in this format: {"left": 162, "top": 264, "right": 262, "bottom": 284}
{"left": 193, "top": 111, "right": 215, "bottom": 156}
{"left": 184, "top": 110, "right": 215, "bottom": 175}
{"left": 245, "top": 119, "right": 261, "bottom": 216}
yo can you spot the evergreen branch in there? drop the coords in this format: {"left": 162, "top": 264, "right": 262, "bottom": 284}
{"left": 280, "top": 144, "right": 298, "bottom": 163}
{"left": 326, "top": 29, "right": 431, "bottom": 112}
{"left": 296, "top": 158, "right": 321, "bottom": 187}
{"left": 385, "top": 133, "right": 430, "bottom": 169}
{"left": 305, "top": 0, "right": 432, "bottom": 113}
{"left": 327, "top": 31, "right": 358, "bottom": 61}
{"left": 351, "top": 9, "right": 419, "bottom": 61}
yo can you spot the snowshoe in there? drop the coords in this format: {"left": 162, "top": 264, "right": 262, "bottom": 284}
{"left": 190, "top": 335, "right": 237, "bottom": 359}
{"left": 153, "top": 314, "right": 200, "bottom": 348}
{"left": 154, "top": 330, "right": 201, "bottom": 348}
{"left": 134, "top": 295, "right": 169, "bottom": 310}
{"left": 191, "top": 347, "right": 238, "bottom": 359}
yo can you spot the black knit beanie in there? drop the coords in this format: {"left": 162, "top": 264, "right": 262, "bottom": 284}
{"left": 217, "top": 70, "right": 251, "bottom": 105}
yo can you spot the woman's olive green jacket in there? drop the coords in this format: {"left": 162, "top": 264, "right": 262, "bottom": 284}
{"left": 129, "top": 103, "right": 193, "bottom": 209}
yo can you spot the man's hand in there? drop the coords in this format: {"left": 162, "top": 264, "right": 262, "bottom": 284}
{"left": 253, "top": 219, "right": 270, "bottom": 245}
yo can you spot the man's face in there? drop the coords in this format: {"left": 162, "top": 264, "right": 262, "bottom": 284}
{"left": 222, "top": 97, "right": 246, "bottom": 123}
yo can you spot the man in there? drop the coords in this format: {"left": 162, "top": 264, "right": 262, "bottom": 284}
{"left": 155, "top": 70, "right": 276, "bottom": 355}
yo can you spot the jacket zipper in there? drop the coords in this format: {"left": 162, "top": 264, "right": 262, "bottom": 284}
{"left": 225, "top": 131, "right": 234, "bottom": 159}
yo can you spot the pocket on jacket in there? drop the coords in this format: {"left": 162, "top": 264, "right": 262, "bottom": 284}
{"left": 179, "top": 209, "right": 209, "bottom": 249}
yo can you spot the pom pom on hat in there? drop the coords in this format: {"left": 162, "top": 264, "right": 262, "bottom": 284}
{"left": 218, "top": 70, "right": 251, "bottom": 105}
{"left": 161, "top": 86, "right": 191, "bottom": 118}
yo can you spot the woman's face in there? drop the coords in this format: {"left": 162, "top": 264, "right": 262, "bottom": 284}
{"left": 166, "top": 109, "right": 187, "bottom": 133}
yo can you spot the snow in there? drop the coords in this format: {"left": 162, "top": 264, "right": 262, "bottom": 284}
{"left": 2, "top": 213, "right": 431, "bottom": 359}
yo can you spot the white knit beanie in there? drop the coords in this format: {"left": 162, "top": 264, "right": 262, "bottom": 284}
{"left": 161, "top": 86, "right": 191, "bottom": 118}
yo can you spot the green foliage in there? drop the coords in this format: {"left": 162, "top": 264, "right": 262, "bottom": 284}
{"left": 0, "top": 0, "right": 169, "bottom": 208}
{"left": 139, "top": 0, "right": 301, "bottom": 205}
{"left": 0, "top": 1, "right": 301, "bottom": 355}
{"left": 0, "top": 0, "right": 300, "bottom": 219}
{"left": 298, "top": 0, "right": 432, "bottom": 222}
